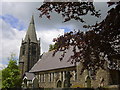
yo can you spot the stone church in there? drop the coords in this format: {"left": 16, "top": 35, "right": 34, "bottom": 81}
{"left": 19, "top": 16, "right": 120, "bottom": 89}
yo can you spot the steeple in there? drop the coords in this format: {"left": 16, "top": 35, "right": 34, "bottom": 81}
{"left": 24, "top": 15, "right": 37, "bottom": 43}
{"left": 30, "top": 15, "right": 34, "bottom": 24}
{"left": 19, "top": 15, "right": 40, "bottom": 77}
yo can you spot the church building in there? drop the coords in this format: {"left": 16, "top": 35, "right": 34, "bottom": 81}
{"left": 19, "top": 16, "right": 120, "bottom": 89}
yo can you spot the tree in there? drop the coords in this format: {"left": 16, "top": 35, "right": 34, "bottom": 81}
{"left": 49, "top": 44, "right": 58, "bottom": 51}
{"left": 38, "top": 1, "right": 120, "bottom": 76}
{"left": 2, "top": 54, "right": 22, "bottom": 89}
{"left": 49, "top": 44, "right": 54, "bottom": 51}
{"left": 38, "top": 2, "right": 100, "bottom": 22}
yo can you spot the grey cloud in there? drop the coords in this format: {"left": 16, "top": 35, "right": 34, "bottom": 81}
{"left": 2, "top": 2, "right": 110, "bottom": 32}
{"left": 36, "top": 2, "right": 110, "bottom": 32}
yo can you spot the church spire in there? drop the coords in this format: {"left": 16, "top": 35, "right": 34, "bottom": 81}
{"left": 24, "top": 15, "right": 37, "bottom": 43}
{"left": 19, "top": 15, "right": 40, "bottom": 76}
{"left": 30, "top": 15, "right": 34, "bottom": 24}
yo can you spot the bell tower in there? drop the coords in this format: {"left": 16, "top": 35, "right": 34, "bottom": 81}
{"left": 19, "top": 15, "right": 40, "bottom": 77}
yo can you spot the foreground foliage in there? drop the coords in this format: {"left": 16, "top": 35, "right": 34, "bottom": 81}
{"left": 38, "top": 1, "right": 120, "bottom": 76}
{"left": 2, "top": 54, "right": 22, "bottom": 89}
{"left": 38, "top": 2, "right": 100, "bottom": 22}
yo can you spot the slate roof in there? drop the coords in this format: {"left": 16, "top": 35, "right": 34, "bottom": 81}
{"left": 29, "top": 47, "right": 76, "bottom": 73}
{"left": 24, "top": 15, "right": 37, "bottom": 43}
{"left": 25, "top": 72, "right": 35, "bottom": 80}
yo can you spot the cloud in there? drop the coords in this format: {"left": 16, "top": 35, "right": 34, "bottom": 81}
{"left": 2, "top": 0, "right": 44, "bottom": 2}
{"left": 1, "top": 2, "right": 109, "bottom": 32}
{"left": 60, "top": 27, "right": 71, "bottom": 33}
{"left": 0, "top": 63, "right": 7, "bottom": 70}
{"left": 94, "top": 0, "right": 109, "bottom": 2}
{"left": 1, "top": 0, "right": 110, "bottom": 2}
{"left": 0, "top": 14, "right": 25, "bottom": 30}
{"left": 2, "top": 28, "right": 25, "bottom": 58}
{"left": 1, "top": 28, "right": 64, "bottom": 65}
{"left": 0, "top": 17, "right": 26, "bottom": 65}
{"left": 37, "top": 29, "right": 64, "bottom": 53}
{"left": 0, "top": 16, "right": 64, "bottom": 66}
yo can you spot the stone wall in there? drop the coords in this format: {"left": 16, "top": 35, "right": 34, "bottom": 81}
{"left": 35, "top": 67, "right": 77, "bottom": 88}
{"left": 91, "top": 68, "right": 109, "bottom": 88}
{"left": 77, "top": 62, "right": 110, "bottom": 88}
{"left": 33, "top": 63, "right": 119, "bottom": 88}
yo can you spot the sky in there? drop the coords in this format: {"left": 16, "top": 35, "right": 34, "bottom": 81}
{"left": 0, "top": 0, "right": 113, "bottom": 70}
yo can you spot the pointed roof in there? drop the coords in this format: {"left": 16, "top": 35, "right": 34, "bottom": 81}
{"left": 24, "top": 72, "right": 35, "bottom": 80}
{"left": 29, "top": 47, "right": 76, "bottom": 73}
{"left": 24, "top": 15, "right": 37, "bottom": 43}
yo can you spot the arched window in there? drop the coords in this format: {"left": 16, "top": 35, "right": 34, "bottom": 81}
{"left": 61, "top": 71, "right": 63, "bottom": 81}
{"left": 39, "top": 74, "right": 41, "bottom": 82}
{"left": 48, "top": 73, "right": 51, "bottom": 82}
{"left": 73, "top": 70, "right": 77, "bottom": 81}
{"left": 52, "top": 73, "right": 54, "bottom": 82}
{"left": 23, "top": 78, "right": 27, "bottom": 87}
{"left": 41, "top": 74, "right": 43, "bottom": 82}
{"left": 22, "top": 45, "right": 25, "bottom": 55}
{"left": 85, "top": 76, "right": 91, "bottom": 88}
{"left": 75, "top": 72, "right": 77, "bottom": 81}
{"left": 32, "top": 78, "right": 39, "bottom": 88}
{"left": 51, "top": 73, "right": 54, "bottom": 82}
{"left": 43, "top": 74, "right": 45, "bottom": 82}
{"left": 50, "top": 73, "right": 51, "bottom": 82}
{"left": 57, "top": 80, "right": 62, "bottom": 88}
{"left": 32, "top": 45, "right": 36, "bottom": 55}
